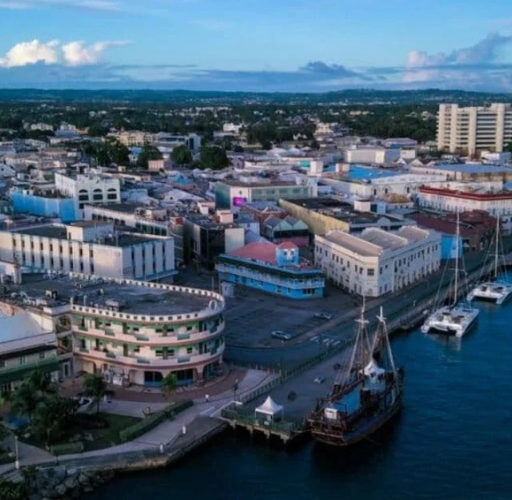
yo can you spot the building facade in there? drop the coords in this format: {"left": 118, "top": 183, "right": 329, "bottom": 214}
{"left": 216, "top": 241, "right": 324, "bottom": 299}
{"left": 315, "top": 226, "right": 441, "bottom": 297}
{"left": 437, "top": 103, "right": 512, "bottom": 155}
{"left": 72, "top": 278, "right": 225, "bottom": 387}
{"left": 215, "top": 180, "right": 312, "bottom": 212}
{"left": 0, "top": 221, "right": 175, "bottom": 281}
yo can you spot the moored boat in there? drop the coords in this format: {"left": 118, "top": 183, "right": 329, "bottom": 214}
{"left": 308, "top": 306, "right": 404, "bottom": 447}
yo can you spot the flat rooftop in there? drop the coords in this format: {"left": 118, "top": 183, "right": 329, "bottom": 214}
{"left": 220, "top": 179, "right": 299, "bottom": 188}
{"left": 417, "top": 163, "right": 512, "bottom": 174}
{"left": 87, "top": 203, "right": 142, "bottom": 214}
{"left": 13, "top": 225, "right": 160, "bottom": 247}
{"left": 7, "top": 275, "right": 215, "bottom": 316}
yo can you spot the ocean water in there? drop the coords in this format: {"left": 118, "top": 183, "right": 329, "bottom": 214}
{"left": 88, "top": 302, "right": 512, "bottom": 500}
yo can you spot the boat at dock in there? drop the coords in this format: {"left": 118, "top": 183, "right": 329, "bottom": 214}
{"left": 467, "top": 216, "right": 512, "bottom": 305}
{"left": 422, "top": 213, "right": 479, "bottom": 337}
{"left": 307, "top": 306, "right": 404, "bottom": 447}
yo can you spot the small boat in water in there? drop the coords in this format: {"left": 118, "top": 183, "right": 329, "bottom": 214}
{"left": 467, "top": 216, "right": 512, "bottom": 305}
{"left": 308, "top": 306, "right": 404, "bottom": 447}
{"left": 422, "top": 213, "right": 479, "bottom": 337}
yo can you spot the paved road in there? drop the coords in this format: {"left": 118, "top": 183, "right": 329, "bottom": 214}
{"left": 224, "top": 244, "right": 512, "bottom": 370}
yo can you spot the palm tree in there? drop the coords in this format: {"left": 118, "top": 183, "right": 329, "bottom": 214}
{"left": 82, "top": 374, "right": 108, "bottom": 414}
{"left": 162, "top": 373, "right": 178, "bottom": 401}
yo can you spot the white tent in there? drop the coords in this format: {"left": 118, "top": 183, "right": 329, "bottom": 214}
{"left": 254, "top": 396, "right": 284, "bottom": 422}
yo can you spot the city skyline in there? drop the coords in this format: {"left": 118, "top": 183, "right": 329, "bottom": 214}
{"left": 1, "top": 0, "right": 512, "bottom": 91}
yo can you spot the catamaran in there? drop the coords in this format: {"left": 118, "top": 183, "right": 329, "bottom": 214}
{"left": 467, "top": 216, "right": 512, "bottom": 305}
{"left": 421, "top": 213, "right": 479, "bottom": 337}
{"left": 308, "top": 306, "right": 404, "bottom": 447}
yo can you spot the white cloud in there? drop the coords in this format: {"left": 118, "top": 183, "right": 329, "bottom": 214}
{"left": 62, "top": 40, "right": 129, "bottom": 66}
{"left": 0, "top": 0, "right": 121, "bottom": 10}
{"left": 0, "top": 39, "right": 60, "bottom": 67}
{"left": 0, "top": 39, "right": 129, "bottom": 67}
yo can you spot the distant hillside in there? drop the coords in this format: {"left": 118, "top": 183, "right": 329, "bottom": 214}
{"left": 0, "top": 88, "right": 510, "bottom": 106}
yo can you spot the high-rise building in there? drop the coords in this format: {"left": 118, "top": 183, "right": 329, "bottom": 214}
{"left": 437, "top": 103, "right": 512, "bottom": 155}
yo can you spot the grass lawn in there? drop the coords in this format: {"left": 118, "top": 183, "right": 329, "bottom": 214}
{"left": 18, "top": 412, "right": 141, "bottom": 452}
{"left": 84, "top": 412, "right": 141, "bottom": 451}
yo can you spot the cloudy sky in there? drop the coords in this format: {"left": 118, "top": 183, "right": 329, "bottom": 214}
{"left": 1, "top": 0, "right": 512, "bottom": 92}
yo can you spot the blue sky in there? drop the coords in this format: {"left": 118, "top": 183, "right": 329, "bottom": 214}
{"left": 1, "top": 0, "right": 512, "bottom": 91}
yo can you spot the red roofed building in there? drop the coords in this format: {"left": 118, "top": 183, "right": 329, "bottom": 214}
{"left": 215, "top": 241, "right": 325, "bottom": 299}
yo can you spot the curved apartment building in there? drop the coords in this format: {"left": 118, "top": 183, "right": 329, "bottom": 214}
{"left": 71, "top": 278, "right": 225, "bottom": 387}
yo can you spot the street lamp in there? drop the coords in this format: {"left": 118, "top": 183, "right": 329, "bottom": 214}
{"left": 233, "top": 379, "right": 239, "bottom": 404}
{"left": 14, "top": 435, "right": 19, "bottom": 470}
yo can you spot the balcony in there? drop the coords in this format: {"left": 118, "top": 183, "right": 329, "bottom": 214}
{"left": 0, "top": 357, "right": 60, "bottom": 385}
{"left": 74, "top": 347, "right": 224, "bottom": 368}
{"left": 73, "top": 326, "right": 224, "bottom": 346}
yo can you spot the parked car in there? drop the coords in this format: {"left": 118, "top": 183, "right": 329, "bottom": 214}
{"left": 271, "top": 330, "right": 293, "bottom": 341}
{"left": 313, "top": 376, "right": 326, "bottom": 384}
{"left": 314, "top": 312, "right": 334, "bottom": 321}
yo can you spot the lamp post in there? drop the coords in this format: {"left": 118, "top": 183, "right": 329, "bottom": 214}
{"left": 233, "top": 379, "right": 239, "bottom": 404}
{"left": 14, "top": 435, "right": 19, "bottom": 470}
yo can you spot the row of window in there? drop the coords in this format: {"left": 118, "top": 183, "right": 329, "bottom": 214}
{"left": 14, "top": 239, "right": 93, "bottom": 258}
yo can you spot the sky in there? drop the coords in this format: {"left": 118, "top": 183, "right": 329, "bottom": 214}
{"left": 1, "top": 0, "right": 512, "bottom": 92}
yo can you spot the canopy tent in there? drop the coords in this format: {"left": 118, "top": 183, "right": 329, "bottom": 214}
{"left": 255, "top": 396, "right": 284, "bottom": 422}
{"left": 363, "top": 359, "right": 386, "bottom": 379}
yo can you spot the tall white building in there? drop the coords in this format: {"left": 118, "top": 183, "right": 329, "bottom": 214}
{"left": 55, "top": 171, "right": 121, "bottom": 213}
{"left": 315, "top": 226, "right": 441, "bottom": 297}
{"left": 0, "top": 221, "right": 175, "bottom": 281}
{"left": 437, "top": 103, "right": 512, "bottom": 155}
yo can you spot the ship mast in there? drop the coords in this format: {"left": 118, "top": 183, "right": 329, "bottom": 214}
{"left": 453, "top": 212, "right": 460, "bottom": 306}
{"left": 347, "top": 297, "right": 370, "bottom": 378}
{"left": 494, "top": 215, "right": 500, "bottom": 280}
{"left": 375, "top": 307, "right": 397, "bottom": 376}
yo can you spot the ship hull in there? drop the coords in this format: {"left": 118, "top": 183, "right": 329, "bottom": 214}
{"left": 310, "top": 394, "right": 403, "bottom": 447}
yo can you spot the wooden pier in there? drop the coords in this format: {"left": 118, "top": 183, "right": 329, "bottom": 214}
{"left": 220, "top": 405, "right": 308, "bottom": 444}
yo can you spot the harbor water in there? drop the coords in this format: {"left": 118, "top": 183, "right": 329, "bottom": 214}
{"left": 88, "top": 301, "right": 512, "bottom": 500}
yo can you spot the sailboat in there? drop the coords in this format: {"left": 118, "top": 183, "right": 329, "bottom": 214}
{"left": 308, "top": 306, "right": 404, "bottom": 447}
{"left": 467, "top": 216, "right": 512, "bottom": 305}
{"left": 421, "top": 213, "right": 479, "bottom": 337}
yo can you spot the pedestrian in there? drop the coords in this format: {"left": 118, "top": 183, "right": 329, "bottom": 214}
{"left": 205, "top": 394, "right": 210, "bottom": 403}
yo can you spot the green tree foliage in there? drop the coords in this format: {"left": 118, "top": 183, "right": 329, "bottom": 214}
{"left": 171, "top": 144, "right": 192, "bottom": 165}
{"left": 31, "top": 396, "right": 79, "bottom": 447}
{"left": 0, "top": 478, "right": 27, "bottom": 500}
{"left": 11, "top": 371, "right": 56, "bottom": 423}
{"left": 82, "top": 373, "right": 108, "bottom": 413}
{"left": 162, "top": 373, "right": 178, "bottom": 401}
{"left": 136, "top": 144, "right": 163, "bottom": 168}
{"left": 82, "top": 139, "right": 130, "bottom": 166}
{"left": 199, "top": 146, "right": 229, "bottom": 170}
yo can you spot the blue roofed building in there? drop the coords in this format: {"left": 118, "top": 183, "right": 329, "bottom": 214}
{"left": 215, "top": 240, "right": 324, "bottom": 299}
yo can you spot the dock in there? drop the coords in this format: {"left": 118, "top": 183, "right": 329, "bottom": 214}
{"left": 220, "top": 403, "right": 308, "bottom": 444}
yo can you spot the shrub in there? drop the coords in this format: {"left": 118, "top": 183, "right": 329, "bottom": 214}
{"left": 70, "top": 413, "right": 108, "bottom": 430}
{"left": 0, "top": 452, "right": 14, "bottom": 465}
{"left": 50, "top": 442, "right": 84, "bottom": 456}
{"left": 119, "top": 412, "right": 166, "bottom": 443}
{"left": 163, "top": 400, "right": 193, "bottom": 419}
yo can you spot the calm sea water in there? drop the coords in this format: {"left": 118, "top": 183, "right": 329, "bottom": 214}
{"left": 88, "top": 302, "right": 512, "bottom": 500}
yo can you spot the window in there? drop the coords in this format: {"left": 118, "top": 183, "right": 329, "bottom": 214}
{"left": 39, "top": 351, "right": 46, "bottom": 360}
{"left": 368, "top": 269, "right": 375, "bottom": 276}
{"left": 186, "top": 347, "right": 193, "bottom": 354}
{"left": 19, "top": 357, "right": 26, "bottom": 365}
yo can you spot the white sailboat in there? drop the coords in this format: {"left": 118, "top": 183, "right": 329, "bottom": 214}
{"left": 421, "top": 214, "right": 479, "bottom": 337}
{"left": 467, "top": 216, "right": 512, "bottom": 305}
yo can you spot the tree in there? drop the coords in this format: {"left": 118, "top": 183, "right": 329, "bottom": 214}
{"left": 162, "top": 373, "right": 178, "bottom": 401}
{"left": 171, "top": 144, "right": 192, "bottom": 165}
{"left": 11, "top": 371, "right": 56, "bottom": 423}
{"left": 136, "top": 144, "right": 163, "bottom": 168}
{"left": 82, "top": 373, "right": 108, "bottom": 414}
{"left": 199, "top": 146, "right": 229, "bottom": 170}
{"left": 31, "top": 396, "right": 78, "bottom": 448}
{"left": 106, "top": 139, "right": 130, "bottom": 165}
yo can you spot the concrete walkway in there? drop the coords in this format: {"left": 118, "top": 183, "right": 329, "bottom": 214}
{"left": 0, "top": 368, "right": 277, "bottom": 475}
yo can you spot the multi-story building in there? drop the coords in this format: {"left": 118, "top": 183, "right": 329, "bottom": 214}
{"left": 215, "top": 180, "right": 313, "bottom": 212}
{"left": 0, "top": 221, "right": 176, "bottom": 281}
{"left": 115, "top": 131, "right": 155, "bottom": 147}
{"left": 154, "top": 133, "right": 202, "bottom": 152}
{"left": 315, "top": 226, "right": 441, "bottom": 297}
{"left": 184, "top": 211, "right": 245, "bottom": 269}
{"left": 0, "top": 307, "right": 61, "bottom": 392}
{"left": 280, "top": 197, "right": 416, "bottom": 236}
{"left": 55, "top": 171, "right": 121, "bottom": 215}
{"left": 417, "top": 186, "right": 512, "bottom": 233}
{"left": 262, "top": 216, "right": 309, "bottom": 246}
{"left": 437, "top": 103, "right": 512, "bottom": 155}
{"left": 409, "top": 162, "right": 512, "bottom": 182}
{"left": 71, "top": 277, "right": 225, "bottom": 386}
{"left": 344, "top": 146, "right": 401, "bottom": 165}
{"left": 216, "top": 241, "right": 324, "bottom": 299}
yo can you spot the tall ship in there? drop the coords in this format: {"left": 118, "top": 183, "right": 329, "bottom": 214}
{"left": 467, "top": 216, "right": 512, "bottom": 305}
{"left": 421, "top": 213, "right": 479, "bottom": 337}
{"left": 308, "top": 306, "right": 404, "bottom": 447}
